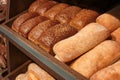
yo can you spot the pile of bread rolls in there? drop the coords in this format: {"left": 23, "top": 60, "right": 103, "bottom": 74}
{"left": 12, "top": 0, "right": 99, "bottom": 54}
{"left": 15, "top": 63, "right": 55, "bottom": 80}
{"left": 54, "top": 5, "right": 120, "bottom": 80}
{"left": 11, "top": 0, "right": 120, "bottom": 79}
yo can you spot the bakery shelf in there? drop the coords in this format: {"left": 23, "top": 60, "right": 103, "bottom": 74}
{"left": 0, "top": 17, "right": 87, "bottom": 80}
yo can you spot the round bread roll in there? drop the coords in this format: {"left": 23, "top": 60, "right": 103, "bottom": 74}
{"left": 28, "top": 20, "right": 59, "bottom": 45}
{"left": 44, "top": 3, "right": 69, "bottom": 20}
{"left": 19, "top": 16, "right": 47, "bottom": 38}
{"left": 90, "top": 60, "right": 120, "bottom": 80}
{"left": 70, "top": 40, "right": 120, "bottom": 78}
{"left": 35, "top": 1, "right": 58, "bottom": 16}
{"left": 12, "top": 12, "right": 38, "bottom": 33}
{"left": 96, "top": 5, "right": 120, "bottom": 32}
{"left": 53, "top": 23, "right": 109, "bottom": 62}
{"left": 70, "top": 9, "right": 100, "bottom": 30}
{"left": 55, "top": 6, "right": 81, "bottom": 24}
{"left": 27, "top": 63, "right": 55, "bottom": 80}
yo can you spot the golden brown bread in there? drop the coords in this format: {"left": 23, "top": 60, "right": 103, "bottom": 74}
{"left": 90, "top": 60, "right": 120, "bottom": 80}
{"left": 35, "top": 1, "right": 58, "bottom": 16}
{"left": 55, "top": 6, "right": 81, "bottom": 24}
{"left": 70, "top": 40, "right": 120, "bottom": 78}
{"left": 28, "top": 20, "right": 59, "bottom": 45}
{"left": 70, "top": 9, "right": 100, "bottom": 30}
{"left": 96, "top": 5, "right": 120, "bottom": 32}
{"left": 111, "top": 28, "right": 120, "bottom": 44}
{"left": 44, "top": 3, "right": 69, "bottom": 20}
{"left": 19, "top": 16, "right": 47, "bottom": 38}
{"left": 27, "top": 63, "right": 55, "bottom": 80}
{"left": 15, "top": 72, "right": 28, "bottom": 80}
{"left": 28, "top": 0, "right": 48, "bottom": 13}
{"left": 12, "top": 12, "right": 38, "bottom": 33}
{"left": 37, "top": 23, "right": 77, "bottom": 53}
{"left": 53, "top": 23, "right": 109, "bottom": 62}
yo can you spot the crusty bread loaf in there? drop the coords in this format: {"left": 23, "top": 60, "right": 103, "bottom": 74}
{"left": 111, "top": 28, "right": 120, "bottom": 43}
{"left": 35, "top": 1, "right": 58, "bottom": 16}
{"left": 55, "top": 6, "right": 81, "bottom": 24}
{"left": 28, "top": 0, "right": 48, "bottom": 13}
{"left": 15, "top": 72, "right": 28, "bottom": 80}
{"left": 90, "top": 60, "right": 120, "bottom": 80}
{"left": 28, "top": 20, "right": 59, "bottom": 45}
{"left": 44, "top": 3, "right": 69, "bottom": 20}
{"left": 27, "top": 63, "right": 55, "bottom": 80}
{"left": 12, "top": 12, "right": 38, "bottom": 33}
{"left": 70, "top": 9, "right": 99, "bottom": 30}
{"left": 70, "top": 40, "right": 120, "bottom": 78}
{"left": 53, "top": 23, "right": 109, "bottom": 62}
{"left": 37, "top": 23, "right": 77, "bottom": 53}
{"left": 96, "top": 5, "right": 120, "bottom": 32}
{"left": 19, "top": 16, "right": 47, "bottom": 38}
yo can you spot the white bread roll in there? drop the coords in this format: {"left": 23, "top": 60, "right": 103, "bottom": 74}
{"left": 90, "top": 60, "right": 120, "bottom": 80}
{"left": 96, "top": 5, "right": 120, "bottom": 32}
{"left": 70, "top": 40, "right": 120, "bottom": 78}
{"left": 53, "top": 23, "right": 109, "bottom": 62}
{"left": 28, "top": 63, "right": 55, "bottom": 80}
{"left": 15, "top": 72, "right": 28, "bottom": 80}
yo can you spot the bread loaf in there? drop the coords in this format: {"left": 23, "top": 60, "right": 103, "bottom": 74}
{"left": 28, "top": 0, "right": 48, "bottom": 13}
{"left": 38, "top": 23, "right": 77, "bottom": 53}
{"left": 35, "top": 1, "right": 58, "bottom": 16}
{"left": 28, "top": 20, "right": 59, "bottom": 45}
{"left": 28, "top": 0, "right": 48, "bottom": 12}
{"left": 44, "top": 3, "right": 69, "bottom": 20}
{"left": 55, "top": 6, "right": 81, "bottom": 24}
{"left": 15, "top": 72, "right": 28, "bottom": 80}
{"left": 53, "top": 23, "right": 109, "bottom": 62}
{"left": 70, "top": 40, "right": 120, "bottom": 78}
{"left": 70, "top": 9, "right": 99, "bottom": 30}
{"left": 12, "top": 12, "right": 38, "bottom": 32}
{"left": 111, "top": 28, "right": 120, "bottom": 43}
{"left": 90, "top": 60, "right": 120, "bottom": 80}
{"left": 96, "top": 5, "right": 120, "bottom": 32}
{"left": 19, "top": 16, "right": 47, "bottom": 38}
{"left": 27, "top": 63, "right": 55, "bottom": 80}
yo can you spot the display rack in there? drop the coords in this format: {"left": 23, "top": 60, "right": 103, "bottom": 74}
{"left": 0, "top": 0, "right": 119, "bottom": 80}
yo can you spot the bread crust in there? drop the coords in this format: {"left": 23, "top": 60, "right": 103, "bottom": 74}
{"left": 12, "top": 12, "right": 38, "bottom": 32}
{"left": 53, "top": 23, "right": 109, "bottom": 62}
{"left": 44, "top": 3, "right": 69, "bottom": 20}
{"left": 70, "top": 40, "right": 120, "bottom": 78}
{"left": 70, "top": 9, "right": 99, "bottom": 30}
{"left": 90, "top": 60, "right": 120, "bottom": 80}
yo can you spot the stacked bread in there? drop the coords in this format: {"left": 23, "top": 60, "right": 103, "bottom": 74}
{"left": 15, "top": 63, "right": 55, "bottom": 80}
{"left": 12, "top": 0, "right": 99, "bottom": 54}
{"left": 11, "top": 0, "right": 120, "bottom": 79}
{"left": 53, "top": 5, "right": 120, "bottom": 79}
